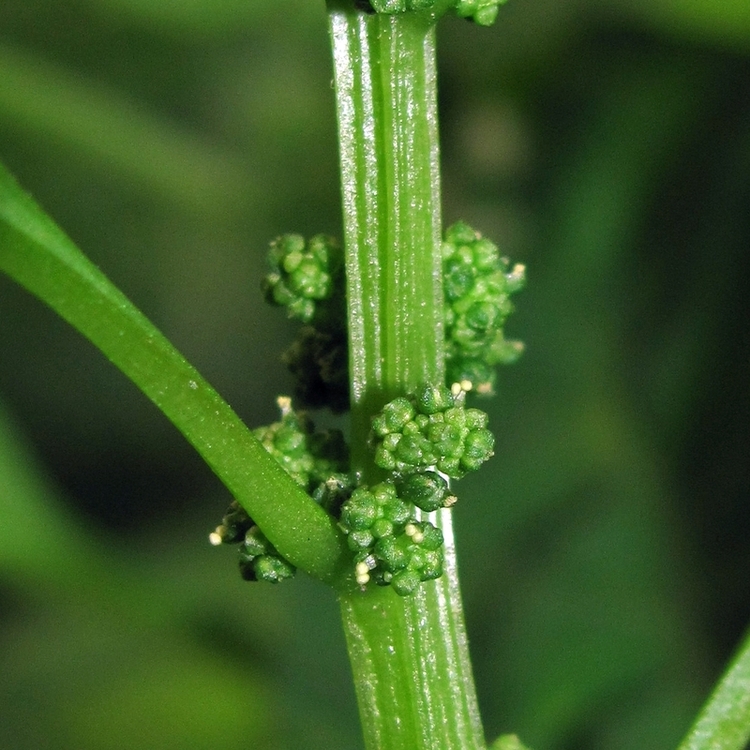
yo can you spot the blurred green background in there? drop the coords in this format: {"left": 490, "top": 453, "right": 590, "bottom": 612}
{"left": 1, "top": 1, "right": 749, "bottom": 748}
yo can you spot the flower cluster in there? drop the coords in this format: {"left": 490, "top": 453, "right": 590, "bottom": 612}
{"left": 335, "top": 384, "right": 492, "bottom": 596}
{"left": 234, "top": 222, "right": 519, "bottom": 595}
{"left": 209, "top": 501, "right": 296, "bottom": 583}
{"left": 338, "top": 481, "right": 444, "bottom": 597}
{"left": 443, "top": 221, "right": 525, "bottom": 395}
{"left": 371, "top": 384, "right": 494, "bottom": 479}
{"left": 251, "top": 397, "right": 348, "bottom": 492}
{"left": 262, "top": 234, "right": 349, "bottom": 412}
{"left": 262, "top": 233, "right": 342, "bottom": 326}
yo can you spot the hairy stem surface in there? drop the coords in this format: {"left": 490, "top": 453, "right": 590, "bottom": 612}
{"left": 327, "top": 4, "right": 485, "bottom": 748}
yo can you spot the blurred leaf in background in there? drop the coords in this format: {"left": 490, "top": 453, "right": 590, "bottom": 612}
{"left": 1, "top": 1, "right": 749, "bottom": 749}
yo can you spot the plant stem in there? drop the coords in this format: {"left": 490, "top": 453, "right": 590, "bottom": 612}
{"left": 327, "top": 4, "right": 486, "bottom": 748}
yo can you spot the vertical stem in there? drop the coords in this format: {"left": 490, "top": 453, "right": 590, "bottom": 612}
{"left": 327, "top": 4, "right": 486, "bottom": 748}
{"left": 329, "top": 2, "right": 443, "bottom": 468}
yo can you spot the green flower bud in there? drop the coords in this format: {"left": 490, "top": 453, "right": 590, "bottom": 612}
{"left": 209, "top": 500, "right": 252, "bottom": 545}
{"left": 241, "top": 526, "right": 270, "bottom": 558}
{"left": 427, "top": 421, "right": 465, "bottom": 459}
{"left": 394, "top": 433, "right": 434, "bottom": 467}
{"left": 252, "top": 555, "right": 296, "bottom": 584}
{"left": 414, "top": 384, "right": 454, "bottom": 415}
{"left": 382, "top": 497, "right": 413, "bottom": 526}
{"left": 340, "top": 488, "right": 379, "bottom": 531}
{"left": 374, "top": 536, "right": 410, "bottom": 572}
{"left": 372, "top": 396, "right": 415, "bottom": 436}
{"left": 418, "top": 550, "right": 444, "bottom": 580}
{"left": 347, "top": 529, "right": 376, "bottom": 551}
{"left": 454, "top": 0, "right": 506, "bottom": 25}
{"left": 465, "top": 407, "right": 489, "bottom": 430}
{"left": 370, "top": 517, "right": 393, "bottom": 539}
{"left": 397, "top": 471, "right": 450, "bottom": 512}
{"left": 391, "top": 569, "right": 422, "bottom": 597}
{"left": 419, "top": 523, "right": 444, "bottom": 551}
{"left": 237, "top": 526, "right": 296, "bottom": 584}
{"left": 462, "top": 427, "right": 494, "bottom": 463}
{"left": 311, "top": 473, "right": 354, "bottom": 516}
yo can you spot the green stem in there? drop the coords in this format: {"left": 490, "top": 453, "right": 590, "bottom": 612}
{"left": 328, "top": 1, "right": 444, "bottom": 465}
{"left": 327, "top": 4, "right": 486, "bottom": 748}
{"left": 676, "top": 627, "right": 750, "bottom": 750}
{"left": 0, "top": 161, "right": 348, "bottom": 584}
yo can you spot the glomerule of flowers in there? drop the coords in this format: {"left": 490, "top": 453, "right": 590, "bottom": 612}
{"left": 213, "top": 218, "right": 524, "bottom": 596}
{"left": 443, "top": 221, "right": 525, "bottom": 395}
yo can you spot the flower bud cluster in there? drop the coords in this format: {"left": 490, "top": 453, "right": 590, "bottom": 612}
{"left": 252, "top": 397, "right": 348, "bottom": 492}
{"left": 338, "top": 481, "right": 444, "bottom": 597}
{"left": 443, "top": 221, "right": 525, "bottom": 395}
{"left": 372, "top": 384, "right": 494, "bottom": 479}
{"left": 262, "top": 234, "right": 349, "bottom": 412}
{"left": 209, "top": 501, "right": 296, "bottom": 584}
{"left": 262, "top": 234, "right": 342, "bottom": 325}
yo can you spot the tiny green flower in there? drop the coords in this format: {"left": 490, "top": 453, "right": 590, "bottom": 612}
{"left": 238, "top": 525, "right": 296, "bottom": 583}
{"left": 397, "top": 471, "right": 451, "bottom": 512}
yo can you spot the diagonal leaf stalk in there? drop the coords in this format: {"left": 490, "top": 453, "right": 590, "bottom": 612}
{"left": 676, "top": 625, "right": 750, "bottom": 750}
{"left": 328, "top": 3, "right": 486, "bottom": 748}
{"left": 0, "top": 161, "right": 348, "bottom": 584}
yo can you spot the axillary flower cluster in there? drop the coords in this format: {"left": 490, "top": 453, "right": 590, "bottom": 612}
{"left": 211, "top": 218, "right": 524, "bottom": 596}
{"left": 209, "top": 0, "right": 524, "bottom": 598}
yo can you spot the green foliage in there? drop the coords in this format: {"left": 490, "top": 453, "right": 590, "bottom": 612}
{"left": 443, "top": 221, "right": 525, "bottom": 395}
